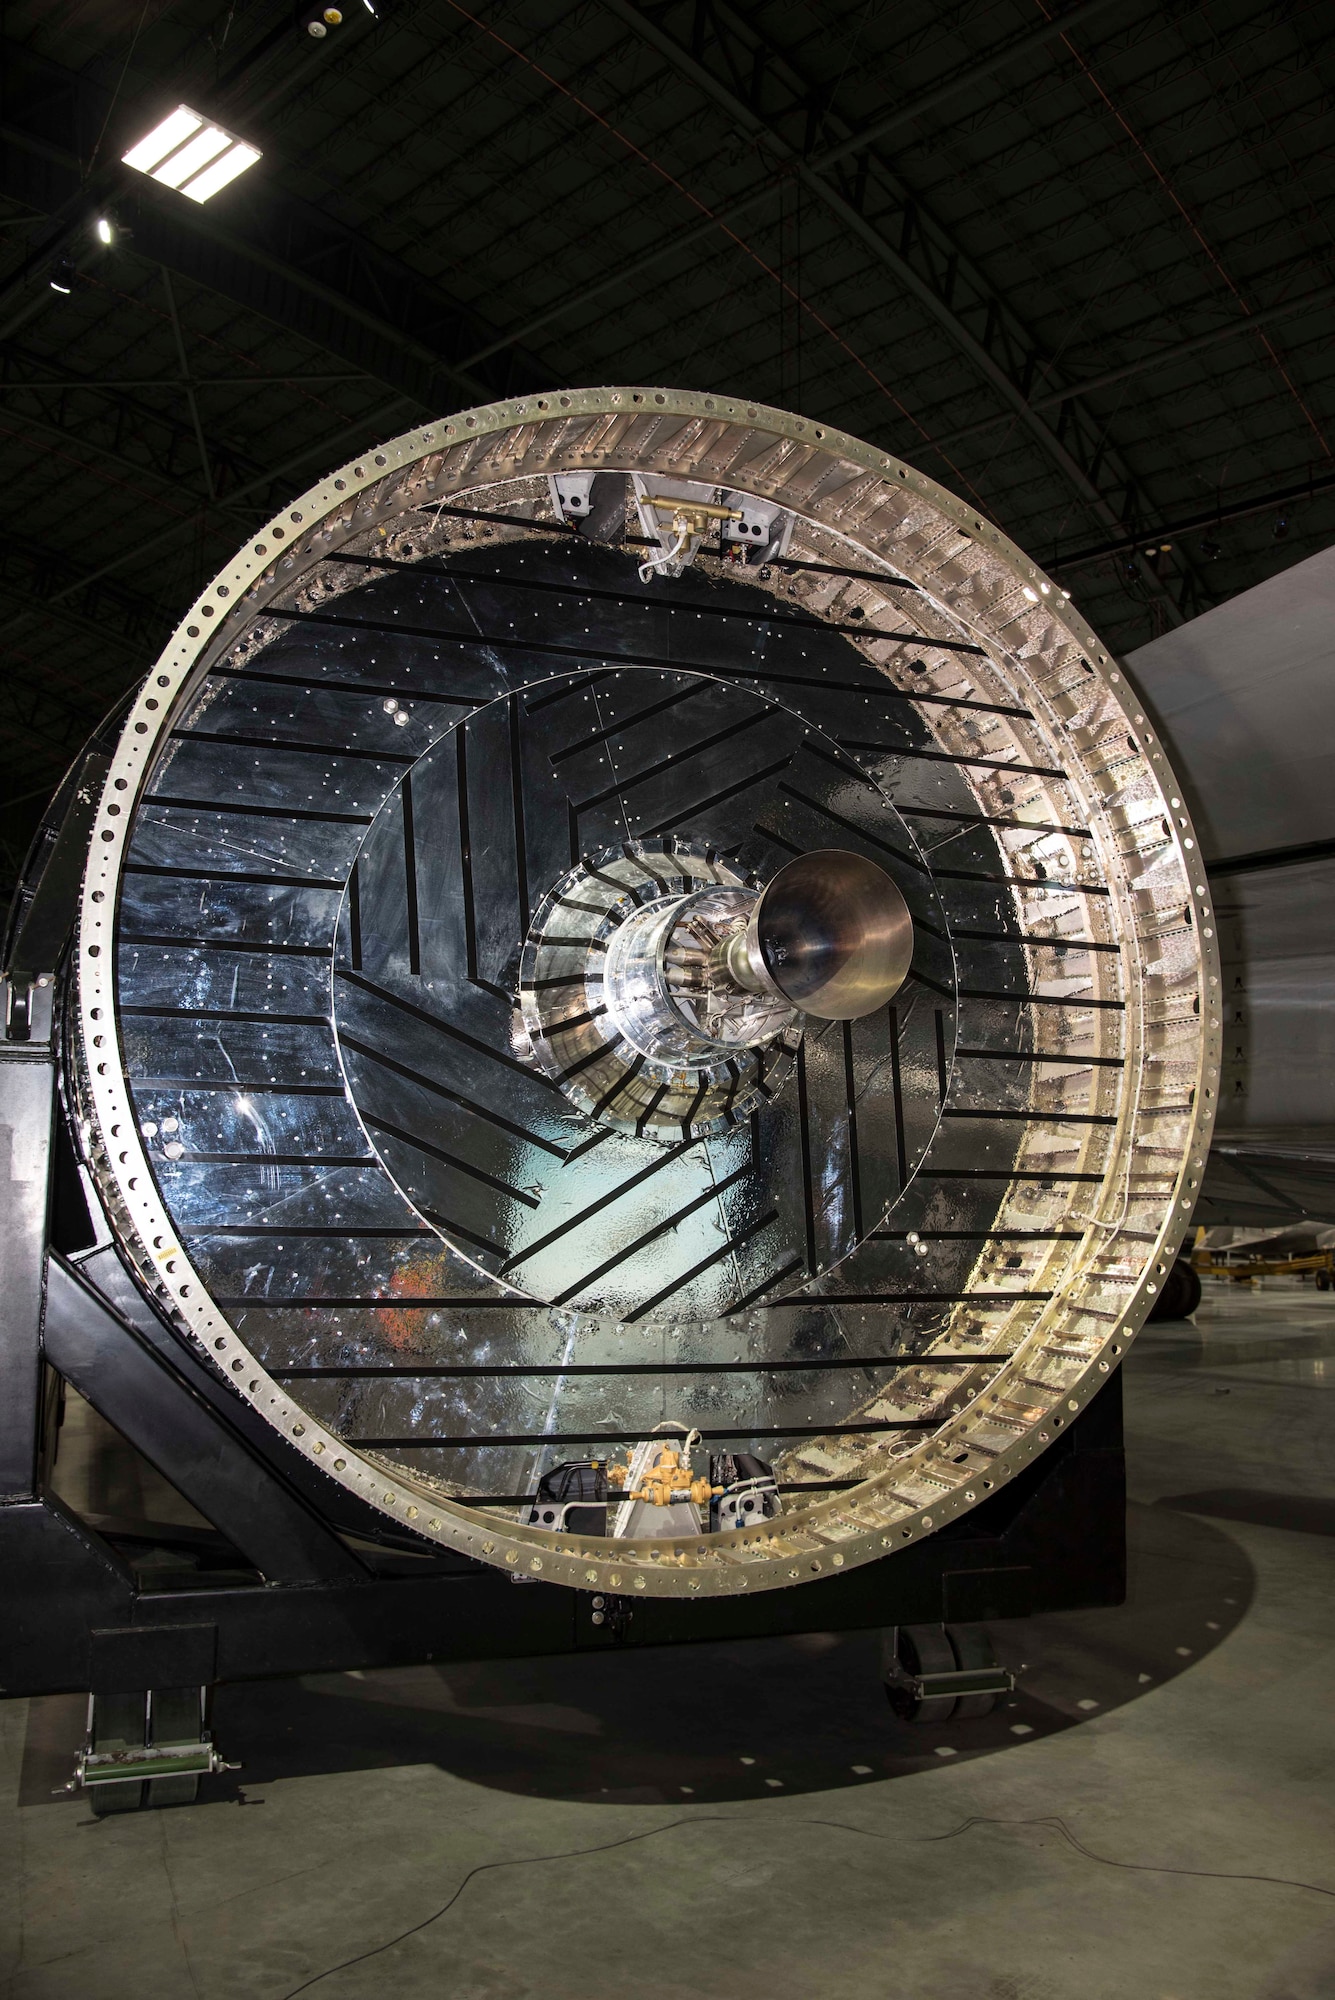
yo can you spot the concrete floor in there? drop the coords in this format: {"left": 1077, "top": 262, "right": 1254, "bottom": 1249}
{"left": 3, "top": 1278, "right": 1334, "bottom": 2000}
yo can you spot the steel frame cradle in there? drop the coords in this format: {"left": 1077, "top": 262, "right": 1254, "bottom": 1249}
{"left": 0, "top": 756, "right": 1125, "bottom": 1769}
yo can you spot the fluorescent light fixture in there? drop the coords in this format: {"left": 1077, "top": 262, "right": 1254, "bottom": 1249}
{"left": 152, "top": 125, "right": 231, "bottom": 189}
{"left": 121, "top": 105, "right": 261, "bottom": 203}
{"left": 179, "top": 140, "right": 261, "bottom": 204}
{"left": 122, "top": 106, "right": 201, "bottom": 173}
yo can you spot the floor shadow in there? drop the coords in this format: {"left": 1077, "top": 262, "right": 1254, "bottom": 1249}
{"left": 18, "top": 1501, "right": 1255, "bottom": 1810}
{"left": 1156, "top": 1488, "right": 1335, "bottom": 1537}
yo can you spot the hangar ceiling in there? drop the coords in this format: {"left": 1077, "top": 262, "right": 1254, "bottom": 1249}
{"left": 1, "top": 0, "right": 1332, "bottom": 887}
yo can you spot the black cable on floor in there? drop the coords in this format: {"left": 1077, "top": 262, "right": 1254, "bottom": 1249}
{"left": 279, "top": 1808, "right": 1335, "bottom": 1996}
{"left": 928, "top": 1813, "right": 1335, "bottom": 1899}
{"left": 279, "top": 1817, "right": 742, "bottom": 1997}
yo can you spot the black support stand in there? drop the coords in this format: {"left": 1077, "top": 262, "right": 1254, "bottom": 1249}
{"left": 0, "top": 761, "right": 1127, "bottom": 1794}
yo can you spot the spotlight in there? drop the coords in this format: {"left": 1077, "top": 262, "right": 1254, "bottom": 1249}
{"left": 48, "top": 258, "right": 75, "bottom": 294}
{"left": 94, "top": 216, "right": 114, "bottom": 246}
{"left": 122, "top": 106, "right": 261, "bottom": 203}
{"left": 300, "top": 4, "right": 344, "bottom": 33}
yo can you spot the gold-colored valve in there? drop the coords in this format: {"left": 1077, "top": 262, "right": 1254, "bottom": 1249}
{"left": 647, "top": 494, "right": 743, "bottom": 537}
{"left": 620, "top": 1443, "right": 723, "bottom": 1510}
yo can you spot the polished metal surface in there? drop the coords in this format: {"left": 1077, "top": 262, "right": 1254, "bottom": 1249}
{"left": 731, "top": 849, "right": 914, "bottom": 1021}
{"left": 1128, "top": 546, "right": 1335, "bottom": 1220}
{"left": 519, "top": 840, "right": 802, "bottom": 1144}
{"left": 72, "top": 386, "right": 1218, "bottom": 1596}
{"left": 607, "top": 879, "right": 794, "bottom": 1061}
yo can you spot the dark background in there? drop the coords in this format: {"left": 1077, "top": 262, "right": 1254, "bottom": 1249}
{"left": 2, "top": 0, "right": 1331, "bottom": 891}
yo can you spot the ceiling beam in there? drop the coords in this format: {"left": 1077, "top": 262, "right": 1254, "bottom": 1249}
{"left": 0, "top": 530, "right": 169, "bottom": 655}
{"left": 788, "top": 0, "right": 1126, "bottom": 175}
{"left": 0, "top": 313, "right": 322, "bottom": 517}
{"left": 0, "top": 533, "right": 167, "bottom": 767}
{"left": 0, "top": 579, "right": 147, "bottom": 664}
{"left": 598, "top": 0, "right": 1191, "bottom": 625}
{"left": 161, "top": 265, "right": 215, "bottom": 500}
{"left": 0, "top": 3, "right": 378, "bottom": 338}
{"left": 0, "top": 373, "right": 375, "bottom": 388}
{"left": 0, "top": 42, "right": 551, "bottom": 413}
{"left": 1047, "top": 464, "right": 1335, "bottom": 571}
{"left": 0, "top": 381, "right": 258, "bottom": 527}
{"left": 0, "top": 637, "right": 122, "bottom": 761}
{"left": 444, "top": 0, "right": 1122, "bottom": 372}
{"left": 934, "top": 276, "right": 1335, "bottom": 447}
{"left": 0, "top": 390, "right": 414, "bottom": 649}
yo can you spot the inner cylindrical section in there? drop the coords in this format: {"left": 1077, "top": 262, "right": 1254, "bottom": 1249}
{"left": 603, "top": 884, "right": 796, "bottom": 1066}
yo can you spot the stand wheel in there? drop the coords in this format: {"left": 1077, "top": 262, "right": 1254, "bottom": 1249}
{"left": 85, "top": 1688, "right": 207, "bottom": 1813}
{"left": 949, "top": 1625, "right": 1002, "bottom": 1718}
{"left": 90, "top": 1783, "right": 147, "bottom": 1817}
{"left": 1316, "top": 1268, "right": 1332, "bottom": 1291}
{"left": 885, "top": 1624, "right": 958, "bottom": 1723}
{"left": 89, "top": 1772, "right": 200, "bottom": 1813}
{"left": 1148, "top": 1259, "right": 1201, "bottom": 1320}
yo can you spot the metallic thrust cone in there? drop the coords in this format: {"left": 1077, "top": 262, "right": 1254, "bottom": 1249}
{"left": 726, "top": 849, "right": 915, "bottom": 1021}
